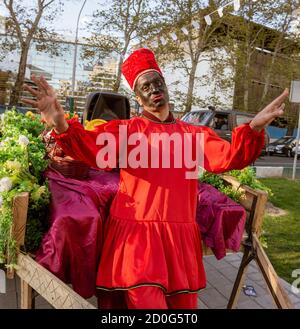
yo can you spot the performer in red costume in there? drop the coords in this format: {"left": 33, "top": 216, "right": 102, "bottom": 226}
{"left": 22, "top": 48, "right": 288, "bottom": 309}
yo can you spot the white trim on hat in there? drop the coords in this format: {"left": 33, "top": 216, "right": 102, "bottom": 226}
{"left": 132, "top": 69, "right": 162, "bottom": 90}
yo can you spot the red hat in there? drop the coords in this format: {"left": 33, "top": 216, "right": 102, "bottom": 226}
{"left": 121, "top": 48, "right": 163, "bottom": 90}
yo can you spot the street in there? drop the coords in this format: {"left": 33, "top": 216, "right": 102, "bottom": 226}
{"left": 255, "top": 155, "right": 300, "bottom": 168}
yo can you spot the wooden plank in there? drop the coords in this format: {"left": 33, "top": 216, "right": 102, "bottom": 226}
{"left": 227, "top": 248, "right": 251, "bottom": 309}
{"left": 20, "top": 279, "right": 33, "bottom": 309}
{"left": 252, "top": 234, "right": 294, "bottom": 309}
{"left": 238, "top": 192, "right": 255, "bottom": 212}
{"left": 221, "top": 175, "right": 258, "bottom": 211}
{"left": 7, "top": 192, "right": 29, "bottom": 278}
{"left": 16, "top": 253, "right": 96, "bottom": 309}
{"left": 12, "top": 192, "right": 29, "bottom": 246}
{"left": 221, "top": 174, "right": 267, "bottom": 198}
{"left": 251, "top": 193, "right": 268, "bottom": 236}
{"left": 222, "top": 174, "right": 268, "bottom": 237}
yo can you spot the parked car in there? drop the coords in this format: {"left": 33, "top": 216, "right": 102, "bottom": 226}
{"left": 267, "top": 136, "right": 296, "bottom": 157}
{"left": 291, "top": 141, "right": 300, "bottom": 158}
{"left": 181, "top": 108, "right": 270, "bottom": 154}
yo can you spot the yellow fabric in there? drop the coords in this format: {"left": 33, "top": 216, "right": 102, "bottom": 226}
{"left": 84, "top": 119, "right": 107, "bottom": 131}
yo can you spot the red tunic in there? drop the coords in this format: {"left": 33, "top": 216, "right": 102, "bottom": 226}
{"left": 51, "top": 115, "right": 264, "bottom": 296}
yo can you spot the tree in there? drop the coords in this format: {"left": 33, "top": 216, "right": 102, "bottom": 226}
{"left": 82, "top": 0, "right": 151, "bottom": 92}
{"left": 141, "top": 0, "right": 227, "bottom": 113}
{"left": 210, "top": 0, "right": 300, "bottom": 119}
{"left": 1, "top": 0, "right": 65, "bottom": 106}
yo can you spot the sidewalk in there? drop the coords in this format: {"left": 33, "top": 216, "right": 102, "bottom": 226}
{"left": 199, "top": 253, "right": 300, "bottom": 309}
{"left": 1, "top": 252, "right": 300, "bottom": 309}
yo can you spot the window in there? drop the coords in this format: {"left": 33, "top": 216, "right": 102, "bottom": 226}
{"left": 181, "top": 111, "right": 211, "bottom": 124}
{"left": 213, "top": 114, "right": 229, "bottom": 130}
{"left": 236, "top": 114, "right": 253, "bottom": 126}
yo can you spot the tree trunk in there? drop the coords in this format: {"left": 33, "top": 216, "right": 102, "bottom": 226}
{"left": 113, "top": 56, "right": 124, "bottom": 92}
{"left": 259, "top": 39, "right": 283, "bottom": 108}
{"left": 113, "top": 37, "right": 130, "bottom": 92}
{"left": 9, "top": 46, "right": 29, "bottom": 106}
{"left": 286, "top": 122, "right": 296, "bottom": 136}
{"left": 184, "top": 60, "right": 197, "bottom": 114}
{"left": 243, "top": 59, "right": 250, "bottom": 112}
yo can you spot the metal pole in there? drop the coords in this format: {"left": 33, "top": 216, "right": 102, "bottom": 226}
{"left": 71, "top": 0, "right": 88, "bottom": 98}
{"left": 292, "top": 106, "right": 300, "bottom": 180}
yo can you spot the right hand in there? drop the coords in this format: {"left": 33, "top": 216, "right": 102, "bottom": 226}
{"left": 21, "top": 75, "right": 69, "bottom": 134}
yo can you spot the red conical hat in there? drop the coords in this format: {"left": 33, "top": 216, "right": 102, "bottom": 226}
{"left": 121, "top": 48, "right": 162, "bottom": 90}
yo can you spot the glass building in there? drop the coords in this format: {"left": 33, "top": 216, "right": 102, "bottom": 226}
{"left": 29, "top": 41, "right": 96, "bottom": 90}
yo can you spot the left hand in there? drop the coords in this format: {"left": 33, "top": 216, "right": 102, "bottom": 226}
{"left": 250, "top": 89, "right": 289, "bottom": 132}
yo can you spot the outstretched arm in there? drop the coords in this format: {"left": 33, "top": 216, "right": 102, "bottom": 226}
{"left": 249, "top": 89, "right": 288, "bottom": 131}
{"left": 22, "top": 76, "right": 123, "bottom": 169}
{"left": 201, "top": 89, "right": 289, "bottom": 173}
{"left": 22, "top": 75, "right": 69, "bottom": 134}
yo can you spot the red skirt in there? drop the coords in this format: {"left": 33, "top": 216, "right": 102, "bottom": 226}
{"left": 96, "top": 215, "right": 206, "bottom": 296}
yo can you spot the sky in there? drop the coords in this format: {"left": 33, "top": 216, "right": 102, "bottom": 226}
{"left": 52, "top": 0, "right": 100, "bottom": 38}
{"left": 0, "top": 0, "right": 102, "bottom": 39}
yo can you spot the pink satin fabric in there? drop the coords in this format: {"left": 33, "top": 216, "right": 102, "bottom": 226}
{"left": 197, "top": 182, "right": 246, "bottom": 260}
{"left": 35, "top": 168, "right": 119, "bottom": 298}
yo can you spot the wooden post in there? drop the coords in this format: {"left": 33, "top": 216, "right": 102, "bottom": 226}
{"left": 20, "top": 279, "right": 33, "bottom": 309}
{"left": 227, "top": 248, "right": 253, "bottom": 309}
{"left": 12, "top": 192, "right": 29, "bottom": 246}
{"left": 7, "top": 192, "right": 29, "bottom": 279}
{"left": 253, "top": 234, "right": 294, "bottom": 309}
{"left": 221, "top": 175, "right": 294, "bottom": 309}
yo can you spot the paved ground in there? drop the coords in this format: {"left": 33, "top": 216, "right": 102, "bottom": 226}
{"left": 1, "top": 252, "right": 300, "bottom": 309}
{"left": 198, "top": 253, "right": 300, "bottom": 309}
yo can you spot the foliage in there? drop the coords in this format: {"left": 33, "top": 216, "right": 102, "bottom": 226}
{"left": 0, "top": 109, "right": 50, "bottom": 268}
{"left": 25, "top": 181, "right": 51, "bottom": 252}
{"left": 199, "top": 166, "right": 273, "bottom": 202}
{"left": 227, "top": 167, "right": 273, "bottom": 196}
{"left": 209, "top": 0, "right": 300, "bottom": 129}
{"left": 82, "top": 0, "right": 152, "bottom": 92}
{"left": 142, "top": 0, "right": 228, "bottom": 112}
{"left": 199, "top": 170, "right": 243, "bottom": 202}
{"left": 1, "top": 0, "right": 67, "bottom": 105}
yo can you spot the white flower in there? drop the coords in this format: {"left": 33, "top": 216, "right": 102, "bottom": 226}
{"left": 18, "top": 135, "right": 29, "bottom": 146}
{"left": 0, "top": 113, "right": 4, "bottom": 123}
{"left": 5, "top": 160, "right": 22, "bottom": 171}
{"left": 0, "top": 142, "right": 4, "bottom": 148}
{"left": 0, "top": 177, "right": 13, "bottom": 192}
{"left": 0, "top": 195, "right": 3, "bottom": 207}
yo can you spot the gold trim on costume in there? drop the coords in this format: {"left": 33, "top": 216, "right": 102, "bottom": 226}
{"left": 96, "top": 283, "right": 205, "bottom": 296}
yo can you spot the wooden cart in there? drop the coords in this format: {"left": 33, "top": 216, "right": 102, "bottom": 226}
{"left": 8, "top": 175, "right": 293, "bottom": 309}
{"left": 9, "top": 192, "right": 96, "bottom": 309}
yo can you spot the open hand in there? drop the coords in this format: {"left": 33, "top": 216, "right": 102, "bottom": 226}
{"left": 21, "top": 75, "right": 68, "bottom": 134}
{"left": 250, "top": 89, "right": 289, "bottom": 132}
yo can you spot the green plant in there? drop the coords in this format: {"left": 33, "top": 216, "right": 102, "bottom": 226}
{"left": 0, "top": 109, "right": 50, "bottom": 269}
{"left": 227, "top": 167, "right": 273, "bottom": 196}
{"left": 199, "top": 171, "right": 243, "bottom": 203}
{"left": 199, "top": 166, "right": 273, "bottom": 202}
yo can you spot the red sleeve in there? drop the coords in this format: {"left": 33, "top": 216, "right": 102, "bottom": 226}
{"left": 197, "top": 122, "right": 265, "bottom": 174}
{"left": 50, "top": 118, "right": 127, "bottom": 169}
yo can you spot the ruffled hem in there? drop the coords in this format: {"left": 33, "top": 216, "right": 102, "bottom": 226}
{"left": 96, "top": 215, "right": 206, "bottom": 294}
